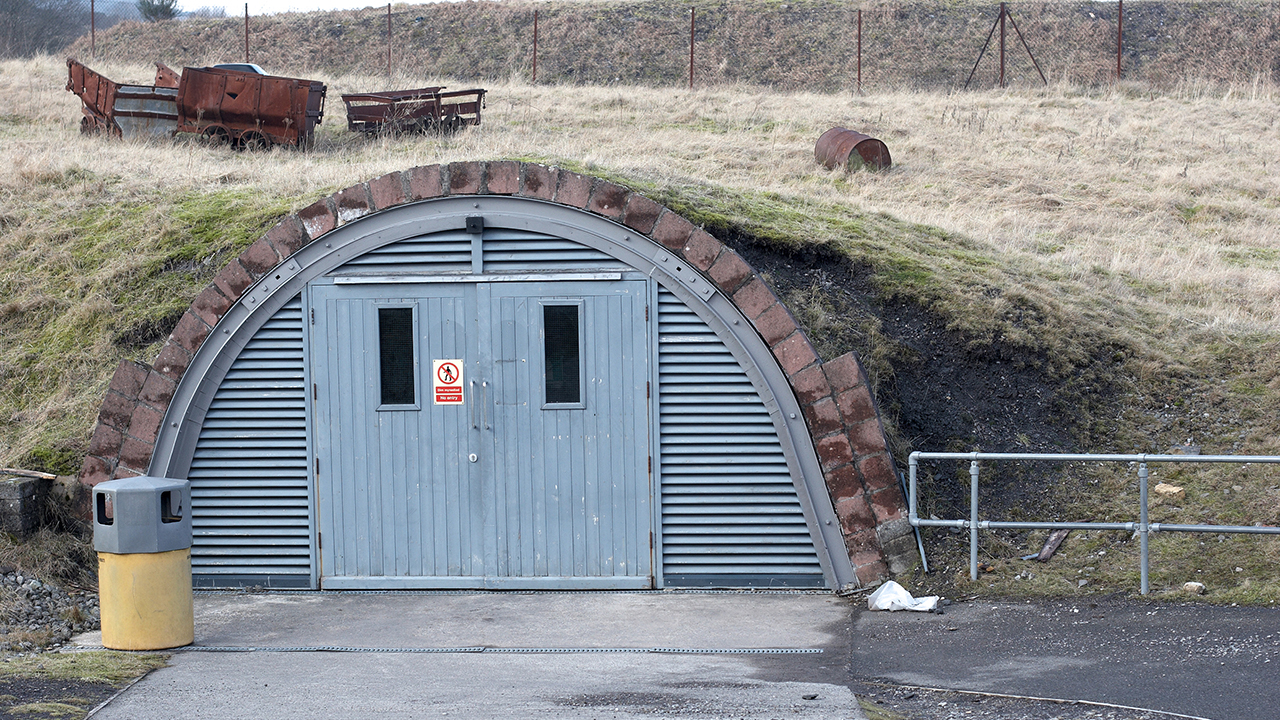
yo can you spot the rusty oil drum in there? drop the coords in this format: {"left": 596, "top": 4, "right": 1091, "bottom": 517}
{"left": 815, "top": 127, "right": 892, "bottom": 171}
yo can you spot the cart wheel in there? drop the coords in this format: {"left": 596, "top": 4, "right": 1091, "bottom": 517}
{"left": 442, "top": 114, "right": 465, "bottom": 135}
{"left": 203, "top": 126, "right": 231, "bottom": 147}
{"left": 237, "top": 131, "right": 270, "bottom": 151}
{"left": 79, "top": 117, "right": 93, "bottom": 135}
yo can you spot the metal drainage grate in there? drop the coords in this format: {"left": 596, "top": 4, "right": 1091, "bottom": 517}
{"left": 180, "top": 645, "right": 823, "bottom": 655}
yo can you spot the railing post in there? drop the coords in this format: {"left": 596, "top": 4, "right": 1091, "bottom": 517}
{"left": 1139, "top": 461, "right": 1149, "bottom": 594}
{"left": 908, "top": 454, "right": 918, "bottom": 522}
{"left": 970, "top": 459, "right": 980, "bottom": 581}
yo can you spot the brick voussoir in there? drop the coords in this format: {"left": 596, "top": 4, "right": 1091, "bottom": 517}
{"left": 802, "top": 397, "right": 843, "bottom": 438}
{"left": 140, "top": 369, "right": 178, "bottom": 408}
{"left": 587, "top": 180, "right": 628, "bottom": 218}
{"left": 822, "top": 352, "right": 865, "bottom": 394}
{"left": 127, "top": 403, "right": 164, "bottom": 445}
{"left": 107, "top": 360, "right": 149, "bottom": 400}
{"left": 706, "top": 248, "right": 753, "bottom": 294}
{"left": 486, "top": 161, "right": 520, "bottom": 196}
{"left": 87, "top": 423, "right": 124, "bottom": 458}
{"left": 334, "top": 184, "right": 373, "bottom": 225}
{"left": 754, "top": 303, "right": 799, "bottom": 347}
{"left": 773, "top": 333, "right": 820, "bottom": 376}
{"left": 97, "top": 392, "right": 137, "bottom": 431}
{"left": 238, "top": 237, "right": 282, "bottom": 279}
{"left": 790, "top": 364, "right": 833, "bottom": 407}
{"left": 622, "top": 192, "right": 663, "bottom": 234}
{"left": 681, "top": 229, "right": 722, "bottom": 272}
{"left": 649, "top": 211, "right": 695, "bottom": 252}
{"left": 170, "top": 311, "right": 211, "bottom": 356}
{"left": 297, "top": 197, "right": 337, "bottom": 240}
{"left": 447, "top": 161, "right": 484, "bottom": 195}
{"left": 368, "top": 171, "right": 408, "bottom": 210}
{"left": 117, "top": 437, "right": 155, "bottom": 474}
{"left": 518, "top": 164, "right": 558, "bottom": 200}
{"left": 264, "top": 215, "right": 308, "bottom": 259}
{"left": 79, "top": 455, "right": 113, "bottom": 487}
{"left": 407, "top": 164, "right": 444, "bottom": 200}
{"left": 554, "top": 170, "right": 593, "bottom": 208}
{"left": 191, "top": 285, "right": 232, "bottom": 328}
{"left": 732, "top": 278, "right": 780, "bottom": 322}
{"left": 213, "top": 259, "right": 254, "bottom": 302}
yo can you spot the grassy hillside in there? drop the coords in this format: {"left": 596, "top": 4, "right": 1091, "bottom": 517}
{"left": 59, "top": 1, "right": 1280, "bottom": 91}
{"left": 1, "top": 49, "right": 1278, "bottom": 601}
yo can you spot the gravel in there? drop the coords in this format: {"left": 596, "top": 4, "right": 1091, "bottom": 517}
{"left": 0, "top": 568, "right": 100, "bottom": 656}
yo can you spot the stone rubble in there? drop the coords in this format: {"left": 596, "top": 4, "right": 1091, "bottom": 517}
{"left": 0, "top": 569, "right": 100, "bottom": 656}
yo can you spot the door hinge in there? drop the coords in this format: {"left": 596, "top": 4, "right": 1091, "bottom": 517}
{"left": 646, "top": 381, "right": 650, "bottom": 399}
{"left": 648, "top": 456, "right": 652, "bottom": 475}
{"left": 645, "top": 305, "right": 649, "bottom": 322}
{"left": 318, "top": 532, "right": 322, "bottom": 549}
{"left": 310, "top": 308, "right": 315, "bottom": 325}
{"left": 315, "top": 457, "right": 320, "bottom": 475}
{"left": 313, "top": 383, "right": 318, "bottom": 401}
{"left": 649, "top": 532, "right": 654, "bottom": 550}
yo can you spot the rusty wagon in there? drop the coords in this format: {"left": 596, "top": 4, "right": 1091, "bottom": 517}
{"left": 66, "top": 59, "right": 180, "bottom": 138}
{"left": 65, "top": 60, "right": 326, "bottom": 150}
{"left": 340, "top": 86, "right": 485, "bottom": 135}
{"left": 175, "top": 65, "right": 326, "bottom": 149}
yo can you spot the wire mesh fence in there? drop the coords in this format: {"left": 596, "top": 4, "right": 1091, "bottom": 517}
{"left": 9, "top": 1, "right": 1280, "bottom": 92}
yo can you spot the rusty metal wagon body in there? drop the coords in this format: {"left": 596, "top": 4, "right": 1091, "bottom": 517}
{"left": 175, "top": 66, "right": 327, "bottom": 149}
{"left": 340, "top": 87, "right": 485, "bottom": 135}
{"left": 66, "top": 59, "right": 179, "bottom": 138}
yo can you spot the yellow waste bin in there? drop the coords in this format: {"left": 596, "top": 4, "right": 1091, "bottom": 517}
{"left": 93, "top": 477, "right": 194, "bottom": 650}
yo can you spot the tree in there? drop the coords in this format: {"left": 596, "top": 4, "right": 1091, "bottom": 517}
{"left": 136, "top": 0, "right": 179, "bottom": 22}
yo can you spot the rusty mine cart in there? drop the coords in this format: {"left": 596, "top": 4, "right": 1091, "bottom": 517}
{"left": 66, "top": 59, "right": 326, "bottom": 150}
{"left": 340, "top": 87, "right": 485, "bottom": 135}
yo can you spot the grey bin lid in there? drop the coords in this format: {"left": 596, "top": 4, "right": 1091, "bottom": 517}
{"left": 92, "top": 476, "right": 192, "bottom": 554}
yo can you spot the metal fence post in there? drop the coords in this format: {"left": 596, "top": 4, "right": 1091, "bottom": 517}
{"left": 244, "top": 3, "right": 249, "bottom": 64}
{"left": 999, "top": 2, "right": 1006, "bottom": 88}
{"left": 387, "top": 3, "right": 392, "bottom": 79}
{"left": 970, "top": 459, "right": 980, "bottom": 581}
{"left": 533, "top": 9, "right": 538, "bottom": 83}
{"left": 90, "top": 0, "right": 95, "bottom": 58}
{"left": 1139, "top": 461, "right": 1149, "bottom": 594}
{"left": 688, "top": 7, "right": 695, "bottom": 89}
{"left": 856, "top": 8, "right": 862, "bottom": 94}
{"left": 1117, "top": 0, "right": 1124, "bottom": 80}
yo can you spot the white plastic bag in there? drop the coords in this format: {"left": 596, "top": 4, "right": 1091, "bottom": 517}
{"left": 866, "top": 580, "right": 939, "bottom": 612}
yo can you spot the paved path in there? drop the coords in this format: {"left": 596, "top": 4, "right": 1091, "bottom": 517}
{"left": 851, "top": 596, "right": 1280, "bottom": 720}
{"left": 86, "top": 591, "right": 865, "bottom": 720}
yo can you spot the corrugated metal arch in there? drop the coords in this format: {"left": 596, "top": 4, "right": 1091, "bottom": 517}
{"left": 148, "top": 195, "right": 856, "bottom": 588}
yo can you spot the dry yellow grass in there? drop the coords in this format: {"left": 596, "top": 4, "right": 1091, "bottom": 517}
{"left": 6, "top": 55, "right": 1278, "bottom": 332}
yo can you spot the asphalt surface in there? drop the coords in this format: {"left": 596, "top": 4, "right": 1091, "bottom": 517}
{"left": 73, "top": 591, "right": 1280, "bottom": 720}
{"left": 850, "top": 595, "right": 1280, "bottom": 720}
{"left": 80, "top": 591, "right": 863, "bottom": 720}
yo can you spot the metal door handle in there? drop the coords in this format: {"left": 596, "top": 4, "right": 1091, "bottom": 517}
{"left": 469, "top": 380, "right": 477, "bottom": 429}
{"left": 482, "top": 381, "right": 490, "bottom": 430}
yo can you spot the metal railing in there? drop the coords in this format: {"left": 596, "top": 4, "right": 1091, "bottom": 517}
{"left": 907, "top": 452, "right": 1280, "bottom": 594}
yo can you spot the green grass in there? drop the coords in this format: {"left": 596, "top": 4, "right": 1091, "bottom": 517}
{"left": 0, "top": 652, "right": 167, "bottom": 685}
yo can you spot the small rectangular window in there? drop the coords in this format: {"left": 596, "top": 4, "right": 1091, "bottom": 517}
{"left": 544, "top": 304, "right": 581, "bottom": 405}
{"left": 378, "top": 307, "right": 416, "bottom": 406}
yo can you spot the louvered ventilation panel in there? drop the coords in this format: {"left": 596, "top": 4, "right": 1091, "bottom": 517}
{"left": 657, "top": 289, "right": 824, "bottom": 587}
{"left": 482, "top": 228, "right": 630, "bottom": 273}
{"left": 328, "top": 230, "right": 472, "bottom": 275}
{"left": 187, "top": 297, "right": 312, "bottom": 588}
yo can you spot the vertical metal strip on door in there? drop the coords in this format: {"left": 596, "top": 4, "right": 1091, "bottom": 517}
{"left": 187, "top": 296, "right": 312, "bottom": 588}
{"left": 657, "top": 289, "right": 824, "bottom": 587}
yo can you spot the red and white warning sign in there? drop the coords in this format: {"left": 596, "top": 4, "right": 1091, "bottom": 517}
{"left": 432, "top": 360, "right": 464, "bottom": 405}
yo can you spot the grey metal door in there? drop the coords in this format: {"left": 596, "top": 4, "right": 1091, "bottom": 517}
{"left": 311, "top": 279, "right": 652, "bottom": 589}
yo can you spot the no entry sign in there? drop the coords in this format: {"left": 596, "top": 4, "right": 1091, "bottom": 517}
{"left": 432, "top": 359, "right": 464, "bottom": 404}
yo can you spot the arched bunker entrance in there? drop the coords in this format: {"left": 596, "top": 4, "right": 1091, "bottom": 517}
{"left": 79, "top": 161, "right": 914, "bottom": 591}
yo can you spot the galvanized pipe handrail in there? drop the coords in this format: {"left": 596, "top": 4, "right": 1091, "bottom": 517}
{"left": 907, "top": 451, "right": 1280, "bottom": 594}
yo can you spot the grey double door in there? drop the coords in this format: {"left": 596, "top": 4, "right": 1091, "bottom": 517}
{"left": 310, "top": 278, "right": 653, "bottom": 589}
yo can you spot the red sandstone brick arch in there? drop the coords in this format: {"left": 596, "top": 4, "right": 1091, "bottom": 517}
{"left": 78, "top": 161, "right": 912, "bottom": 584}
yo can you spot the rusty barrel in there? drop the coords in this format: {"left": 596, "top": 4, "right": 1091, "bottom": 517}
{"left": 815, "top": 127, "right": 892, "bottom": 171}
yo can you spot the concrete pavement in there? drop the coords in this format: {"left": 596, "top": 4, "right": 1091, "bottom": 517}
{"left": 84, "top": 591, "right": 866, "bottom": 719}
